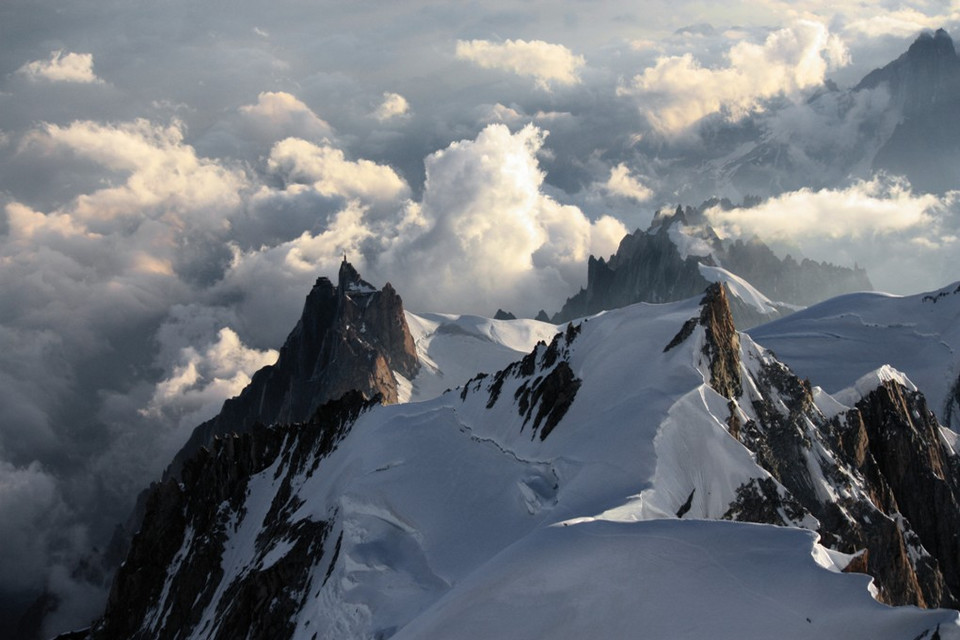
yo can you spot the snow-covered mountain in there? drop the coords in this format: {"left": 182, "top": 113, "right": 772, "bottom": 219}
{"left": 750, "top": 281, "right": 960, "bottom": 431}
{"left": 74, "top": 269, "right": 960, "bottom": 639}
{"left": 552, "top": 205, "right": 869, "bottom": 328}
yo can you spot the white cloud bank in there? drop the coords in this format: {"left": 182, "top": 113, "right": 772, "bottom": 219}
{"left": 621, "top": 21, "right": 849, "bottom": 134}
{"left": 238, "top": 91, "right": 333, "bottom": 141}
{"left": 456, "top": 39, "right": 586, "bottom": 90}
{"left": 18, "top": 51, "right": 102, "bottom": 84}
{"left": 704, "top": 177, "right": 959, "bottom": 294}
{"left": 143, "top": 327, "right": 278, "bottom": 429}
{"left": 267, "top": 137, "right": 411, "bottom": 203}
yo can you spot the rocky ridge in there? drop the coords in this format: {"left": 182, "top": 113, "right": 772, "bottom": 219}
{"left": 72, "top": 277, "right": 960, "bottom": 639}
{"left": 167, "top": 259, "right": 418, "bottom": 476}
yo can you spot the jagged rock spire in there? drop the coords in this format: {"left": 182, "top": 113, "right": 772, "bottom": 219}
{"left": 166, "top": 261, "right": 419, "bottom": 477}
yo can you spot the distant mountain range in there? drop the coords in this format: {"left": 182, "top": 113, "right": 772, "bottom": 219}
{"left": 649, "top": 29, "right": 960, "bottom": 201}
{"left": 549, "top": 203, "right": 871, "bottom": 328}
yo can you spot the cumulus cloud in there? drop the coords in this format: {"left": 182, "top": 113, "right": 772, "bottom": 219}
{"left": 142, "top": 327, "right": 278, "bottom": 429}
{"left": 18, "top": 51, "right": 102, "bottom": 84}
{"left": 455, "top": 39, "right": 586, "bottom": 90}
{"left": 603, "top": 163, "right": 654, "bottom": 201}
{"left": 17, "top": 119, "right": 246, "bottom": 228}
{"left": 621, "top": 21, "right": 849, "bottom": 134}
{"left": 238, "top": 91, "right": 333, "bottom": 141}
{"left": 267, "top": 137, "right": 410, "bottom": 203}
{"left": 374, "top": 92, "right": 411, "bottom": 121}
{"left": 384, "top": 123, "right": 626, "bottom": 314}
{"left": 220, "top": 124, "right": 626, "bottom": 319}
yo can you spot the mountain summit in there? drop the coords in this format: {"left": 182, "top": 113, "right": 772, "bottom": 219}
{"left": 857, "top": 28, "right": 960, "bottom": 192}
{"left": 167, "top": 259, "right": 418, "bottom": 475}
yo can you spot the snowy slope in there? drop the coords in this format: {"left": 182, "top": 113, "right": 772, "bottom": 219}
{"left": 91, "top": 289, "right": 960, "bottom": 640}
{"left": 399, "top": 312, "right": 559, "bottom": 403}
{"left": 699, "top": 263, "right": 790, "bottom": 316}
{"left": 393, "top": 520, "right": 960, "bottom": 640}
{"left": 750, "top": 282, "right": 960, "bottom": 428}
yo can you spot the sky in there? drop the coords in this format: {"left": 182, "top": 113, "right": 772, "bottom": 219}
{"left": 2, "top": 0, "right": 960, "bottom": 635}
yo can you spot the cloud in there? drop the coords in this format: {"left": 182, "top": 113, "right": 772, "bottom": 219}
{"left": 842, "top": 9, "right": 945, "bottom": 39}
{"left": 18, "top": 51, "right": 102, "bottom": 84}
{"left": 267, "top": 137, "right": 410, "bottom": 204}
{"left": 17, "top": 119, "right": 246, "bottom": 229}
{"left": 238, "top": 91, "right": 333, "bottom": 141}
{"left": 603, "top": 163, "right": 654, "bottom": 201}
{"left": 374, "top": 92, "right": 411, "bottom": 121}
{"left": 383, "top": 123, "right": 626, "bottom": 314}
{"left": 704, "top": 177, "right": 937, "bottom": 239}
{"left": 0, "top": 461, "right": 65, "bottom": 592}
{"left": 142, "top": 327, "right": 278, "bottom": 430}
{"left": 621, "top": 21, "right": 849, "bottom": 134}
{"left": 704, "top": 177, "right": 960, "bottom": 294}
{"left": 221, "top": 124, "right": 626, "bottom": 319}
{"left": 455, "top": 39, "right": 586, "bottom": 90}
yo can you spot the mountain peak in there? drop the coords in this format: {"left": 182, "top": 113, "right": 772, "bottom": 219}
{"left": 165, "top": 262, "right": 419, "bottom": 478}
{"left": 909, "top": 28, "right": 956, "bottom": 58}
{"left": 338, "top": 258, "right": 375, "bottom": 295}
{"left": 855, "top": 27, "right": 960, "bottom": 111}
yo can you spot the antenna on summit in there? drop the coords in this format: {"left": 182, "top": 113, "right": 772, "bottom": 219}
{"left": 342, "top": 251, "right": 348, "bottom": 263}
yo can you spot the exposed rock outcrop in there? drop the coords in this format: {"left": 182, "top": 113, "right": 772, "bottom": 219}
{"left": 91, "top": 391, "right": 377, "bottom": 640}
{"left": 669, "top": 283, "right": 960, "bottom": 608}
{"left": 168, "top": 260, "right": 418, "bottom": 476}
{"left": 727, "top": 360, "right": 959, "bottom": 608}
{"left": 853, "top": 381, "right": 960, "bottom": 603}
{"left": 464, "top": 322, "right": 583, "bottom": 442}
{"left": 699, "top": 283, "right": 742, "bottom": 400}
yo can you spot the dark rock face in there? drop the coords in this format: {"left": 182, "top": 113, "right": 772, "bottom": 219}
{"left": 554, "top": 208, "right": 711, "bottom": 323}
{"left": 670, "top": 282, "right": 960, "bottom": 607}
{"left": 721, "top": 238, "right": 872, "bottom": 307}
{"left": 168, "top": 260, "right": 418, "bottom": 476}
{"left": 90, "top": 392, "right": 377, "bottom": 640}
{"left": 857, "top": 29, "right": 960, "bottom": 193}
{"left": 854, "top": 382, "right": 960, "bottom": 603}
{"left": 727, "top": 360, "right": 959, "bottom": 608}
{"left": 465, "top": 322, "right": 583, "bottom": 441}
{"left": 552, "top": 206, "right": 871, "bottom": 325}
{"left": 856, "top": 29, "right": 960, "bottom": 118}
